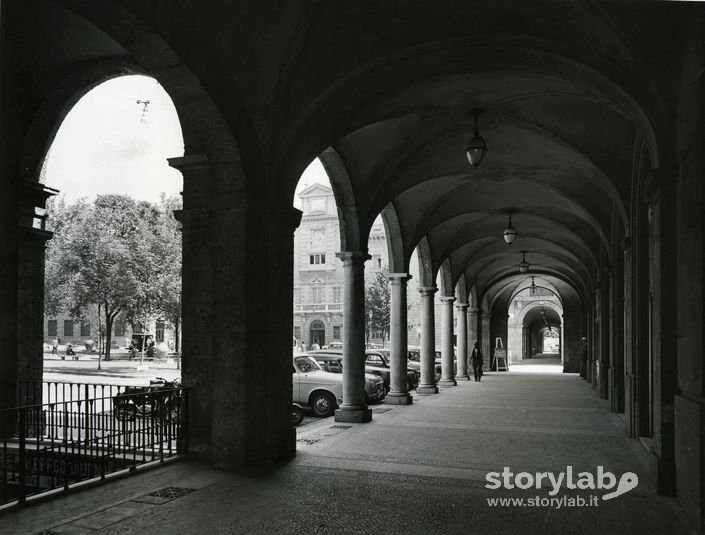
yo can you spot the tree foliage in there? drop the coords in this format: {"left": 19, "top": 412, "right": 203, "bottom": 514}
{"left": 45, "top": 194, "right": 182, "bottom": 362}
{"left": 365, "top": 267, "right": 391, "bottom": 340}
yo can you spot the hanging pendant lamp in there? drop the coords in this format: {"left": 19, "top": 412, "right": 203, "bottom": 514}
{"left": 465, "top": 108, "right": 488, "bottom": 168}
{"left": 504, "top": 214, "right": 517, "bottom": 245}
{"left": 519, "top": 252, "right": 529, "bottom": 274}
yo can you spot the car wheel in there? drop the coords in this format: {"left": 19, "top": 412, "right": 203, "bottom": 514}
{"left": 291, "top": 404, "right": 304, "bottom": 426}
{"left": 310, "top": 391, "right": 336, "bottom": 417}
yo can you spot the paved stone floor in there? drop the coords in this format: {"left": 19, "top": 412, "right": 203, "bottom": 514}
{"left": 1, "top": 357, "right": 697, "bottom": 534}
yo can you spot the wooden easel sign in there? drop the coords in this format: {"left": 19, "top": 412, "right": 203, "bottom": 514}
{"left": 494, "top": 337, "right": 508, "bottom": 371}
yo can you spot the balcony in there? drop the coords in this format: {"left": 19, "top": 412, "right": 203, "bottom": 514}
{"left": 294, "top": 303, "right": 343, "bottom": 313}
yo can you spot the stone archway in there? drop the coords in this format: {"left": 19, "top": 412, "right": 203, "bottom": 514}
{"left": 309, "top": 320, "right": 326, "bottom": 348}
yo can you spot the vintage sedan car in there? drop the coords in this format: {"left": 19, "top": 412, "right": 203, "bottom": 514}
{"left": 292, "top": 355, "right": 343, "bottom": 417}
{"left": 365, "top": 349, "right": 420, "bottom": 391}
{"left": 309, "top": 349, "right": 419, "bottom": 392}
{"left": 407, "top": 347, "right": 443, "bottom": 381}
{"left": 308, "top": 353, "right": 386, "bottom": 403}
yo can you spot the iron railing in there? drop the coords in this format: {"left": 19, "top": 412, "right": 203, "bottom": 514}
{"left": 0, "top": 381, "right": 188, "bottom": 508}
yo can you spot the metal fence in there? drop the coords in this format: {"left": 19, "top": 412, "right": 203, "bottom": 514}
{"left": 0, "top": 381, "right": 189, "bottom": 508}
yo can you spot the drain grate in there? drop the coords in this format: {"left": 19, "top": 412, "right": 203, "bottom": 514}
{"left": 330, "top": 425, "right": 352, "bottom": 430}
{"left": 35, "top": 531, "right": 61, "bottom": 535}
{"left": 147, "top": 486, "right": 196, "bottom": 500}
{"left": 372, "top": 407, "right": 392, "bottom": 414}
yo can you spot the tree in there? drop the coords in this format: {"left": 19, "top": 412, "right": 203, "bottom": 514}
{"left": 45, "top": 194, "right": 182, "bottom": 365}
{"left": 128, "top": 195, "right": 182, "bottom": 358}
{"left": 365, "top": 267, "right": 391, "bottom": 343}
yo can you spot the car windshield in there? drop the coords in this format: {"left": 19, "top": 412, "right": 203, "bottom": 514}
{"left": 294, "top": 356, "right": 321, "bottom": 373}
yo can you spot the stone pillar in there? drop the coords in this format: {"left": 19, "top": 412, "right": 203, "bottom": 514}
{"left": 562, "top": 311, "right": 582, "bottom": 373}
{"left": 623, "top": 240, "right": 638, "bottom": 438}
{"left": 386, "top": 273, "right": 413, "bottom": 405}
{"left": 335, "top": 251, "right": 372, "bottom": 422}
{"left": 172, "top": 154, "right": 300, "bottom": 468}
{"left": 170, "top": 155, "right": 215, "bottom": 458}
{"left": 455, "top": 303, "right": 469, "bottom": 380}
{"left": 17, "top": 182, "right": 56, "bottom": 393}
{"left": 439, "top": 296, "right": 457, "bottom": 387}
{"left": 417, "top": 286, "right": 439, "bottom": 394}
{"left": 673, "top": 18, "right": 705, "bottom": 528}
{"left": 467, "top": 308, "right": 479, "bottom": 373}
{"left": 481, "top": 312, "right": 491, "bottom": 371}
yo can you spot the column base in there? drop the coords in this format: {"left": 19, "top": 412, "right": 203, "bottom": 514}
{"left": 335, "top": 407, "right": 372, "bottom": 423}
{"left": 438, "top": 379, "right": 457, "bottom": 387}
{"left": 416, "top": 384, "right": 439, "bottom": 395}
{"left": 385, "top": 392, "right": 413, "bottom": 405}
{"left": 456, "top": 374, "right": 470, "bottom": 381}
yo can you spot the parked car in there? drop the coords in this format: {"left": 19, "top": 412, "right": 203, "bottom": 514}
{"left": 309, "top": 349, "right": 419, "bottom": 392}
{"left": 308, "top": 352, "right": 386, "bottom": 403}
{"left": 365, "top": 349, "right": 419, "bottom": 391}
{"left": 292, "top": 355, "right": 342, "bottom": 417}
{"left": 407, "top": 347, "right": 442, "bottom": 381}
{"left": 291, "top": 403, "right": 305, "bottom": 426}
{"left": 323, "top": 341, "right": 343, "bottom": 350}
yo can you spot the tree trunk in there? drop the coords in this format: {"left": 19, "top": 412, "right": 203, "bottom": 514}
{"left": 97, "top": 303, "right": 102, "bottom": 370}
{"left": 174, "top": 315, "right": 180, "bottom": 353}
{"left": 105, "top": 313, "right": 114, "bottom": 361}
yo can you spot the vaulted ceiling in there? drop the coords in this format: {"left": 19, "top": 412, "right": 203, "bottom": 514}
{"left": 29, "top": 0, "right": 691, "bottom": 315}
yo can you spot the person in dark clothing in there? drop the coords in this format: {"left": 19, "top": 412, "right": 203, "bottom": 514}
{"left": 471, "top": 341, "right": 484, "bottom": 382}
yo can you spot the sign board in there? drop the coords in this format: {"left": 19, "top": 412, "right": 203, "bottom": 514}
{"left": 494, "top": 348, "right": 508, "bottom": 371}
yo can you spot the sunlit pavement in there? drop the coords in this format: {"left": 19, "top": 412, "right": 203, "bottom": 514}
{"left": 507, "top": 352, "right": 565, "bottom": 374}
{"left": 42, "top": 353, "right": 182, "bottom": 387}
{"left": 4, "top": 361, "right": 695, "bottom": 535}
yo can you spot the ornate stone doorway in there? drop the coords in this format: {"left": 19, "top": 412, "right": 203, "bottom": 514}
{"left": 309, "top": 320, "right": 325, "bottom": 348}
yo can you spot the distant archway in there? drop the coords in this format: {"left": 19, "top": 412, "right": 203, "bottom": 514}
{"left": 507, "top": 289, "right": 563, "bottom": 364}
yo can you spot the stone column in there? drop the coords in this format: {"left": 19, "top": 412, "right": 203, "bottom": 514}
{"left": 481, "top": 312, "right": 491, "bottom": 371}
{"left": 386, "top": 273, "right": 413, "bottom": 404}
{"left": 16, "top": 182, "right": 56, "bottom": 405}
{"left": 170, "top": 155, "right": 215, "bottom": 458}
{"left": 416, "top": 286, "right": 439, "bottom": 394}
{"left": 467, "top": 307, "right": 479, "bottom": 373}
{"left": 439, "top": 296, "right": 457, "bottom": 387}
{"left": 456, "top": 303, "right": 469, "bottom": 380}
{"left": 335, "top": 251, "right": 372, "bottom": 422}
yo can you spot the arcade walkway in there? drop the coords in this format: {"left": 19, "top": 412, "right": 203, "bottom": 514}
{"left": 1, "top": 365, "right": 693, "bottom": 535}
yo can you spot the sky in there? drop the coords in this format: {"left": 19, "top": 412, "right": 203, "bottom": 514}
{"left": 44, "top": 73, "right": 330, "bottom": 207}
{"left": 293, "top": 157, "right": 330, "bottom": 209}
{"left": 43, "top": 75, "right": 184, "bottom": 204}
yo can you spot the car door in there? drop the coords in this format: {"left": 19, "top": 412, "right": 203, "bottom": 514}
{"left": 365, "top": 353, "right": 390, "bottom": 387}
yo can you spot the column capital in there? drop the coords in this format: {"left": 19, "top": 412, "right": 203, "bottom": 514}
{"left": 468, "top": 307, "right": 480, "bottom": 314}
{"left": 455, "top": 303, "right": 469, "bottom": 310}
{"left": 440, "top": 296, "right": 456, "bottom": 304}
{"left": 482, "top": 312, "right": 491, "bottom": 320}
{"left": 418, "top": 286, "right": 437, "bottom": 296}
{"left": 335, "top": 251, "right": 371, "bottom": 265}
{"left": 387, "top": 272, "right": 412, "bottom": 282}
{"left": 168, "top": 153, "right": 209, "bottom": 173}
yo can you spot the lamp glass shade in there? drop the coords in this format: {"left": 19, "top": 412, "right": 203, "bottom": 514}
{"left": 465, "top": 136, "right": 488, "bottom": 168}
{"left": 519, "top": 261, "right": 529, "bottom": 274}
{"left": 503, "top": 226, "right": 517, "bottom": 244}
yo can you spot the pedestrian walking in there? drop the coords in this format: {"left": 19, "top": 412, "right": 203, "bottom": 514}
{"left": 471, "top": 341, "right": 484, "bottom": 382}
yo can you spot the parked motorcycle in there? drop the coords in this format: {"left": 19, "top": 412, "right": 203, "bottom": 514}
{"left": 113, "top": 377, "right": 182, "bottom": 422}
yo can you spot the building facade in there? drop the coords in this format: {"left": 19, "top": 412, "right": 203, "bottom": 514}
{"left": 293, "top": 183, "right": 389, "bottom": 348}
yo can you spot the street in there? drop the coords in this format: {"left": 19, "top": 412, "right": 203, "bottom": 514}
{"left": 41, "top": 354, "right": 321, "bottom": 427}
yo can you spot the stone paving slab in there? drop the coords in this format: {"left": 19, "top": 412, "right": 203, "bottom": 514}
{"left": 0, "top": 365, "right": 697, "bottom": 535}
